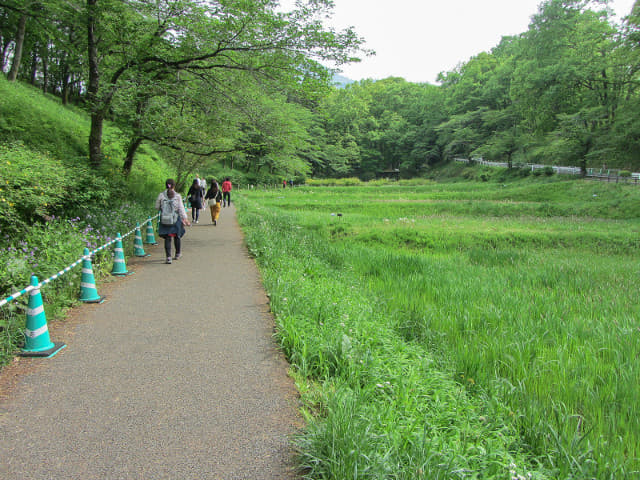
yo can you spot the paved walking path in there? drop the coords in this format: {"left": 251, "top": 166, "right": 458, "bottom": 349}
{"left": 0, "top": 204, "right": 302, "bottom": 479}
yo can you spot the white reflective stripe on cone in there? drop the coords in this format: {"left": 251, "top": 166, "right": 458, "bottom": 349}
{"left": 25, "top": 324, "right": 48, "bottom": 338}
{"left": 27, "top": 305, "right": 45, "bottom": 316}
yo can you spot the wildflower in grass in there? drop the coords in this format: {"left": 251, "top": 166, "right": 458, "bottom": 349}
{"left": 509, "top": 463, "right": 533, "bottom": 480}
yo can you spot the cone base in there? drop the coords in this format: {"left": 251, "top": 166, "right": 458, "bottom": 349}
{"left": 80, "top": 295, "right": 105, "bottom": 304}
{"left": 20, "top": 342, "right": 66, "bottom": 358}
{"left": 111, "top": 271, "right": 133, "bottom": 276}
{"left": 134, "top": 253, "right": 151, "bottom": 257}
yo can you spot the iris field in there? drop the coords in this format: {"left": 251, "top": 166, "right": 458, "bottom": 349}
{"left": 236, "top": 179, "right": 640, "bottom": 479}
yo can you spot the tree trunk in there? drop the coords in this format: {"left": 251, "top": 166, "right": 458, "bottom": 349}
{"left": 123, "top": 137, "right": 143, "bottom": 176}
{"left": 7, "top": 14, "right": 27, "bottom": 81}
{"left": 89, "top": 113, "right": 104, "bottom": 168}
{"left": 29, "top": 49, "right": 37, "bottom": 84}
{"left": 122, "top": 96, "right": 148, "bottom": 176}
{"left": 61, "top": 65, "right": 70, "bottom": 105}
{"left": 60, "top": 30, "right": 73, "bottom": 105}
{"left": 87, "top": 0, "right": 102, "bottom": 168}
{"left": 41, "top": 43, "right": 49, "bottom": 94}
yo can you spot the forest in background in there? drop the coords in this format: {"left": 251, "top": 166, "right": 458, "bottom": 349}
{"left": 2, "top": 0, "right": 640, "bottom": 183}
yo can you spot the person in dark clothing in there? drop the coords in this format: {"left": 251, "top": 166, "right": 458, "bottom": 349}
{"left": 187, "top": 178, "right": 204, "bottom": 223}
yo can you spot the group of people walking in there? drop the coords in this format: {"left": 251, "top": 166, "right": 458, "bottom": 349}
{"left": 155, "top": 176, "right": 233, "bottom": 264}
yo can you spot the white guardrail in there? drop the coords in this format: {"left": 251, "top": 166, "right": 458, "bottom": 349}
{"left": 454, "top": 158, "right": 639, "bottom": 180}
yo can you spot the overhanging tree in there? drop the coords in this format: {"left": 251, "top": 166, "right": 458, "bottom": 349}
{"left": 82, "top": 0, "right": 365, "bottom": 170}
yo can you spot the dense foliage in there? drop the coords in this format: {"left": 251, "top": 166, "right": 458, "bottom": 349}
{"left": 0, "top": 0, "right": 366, "bottom": 185}
{"left": 238, "top": 181, "right": 640, "bottom": 478}
{"left": 310, "top": 0, "right": 640, "bottom": 178}
{"left": 3, "top": 1, "right": 640, "bottom": 181}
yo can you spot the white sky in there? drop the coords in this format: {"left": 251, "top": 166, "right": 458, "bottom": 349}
{"left": 281, "top": 0, "right": 637, "bottom": 84}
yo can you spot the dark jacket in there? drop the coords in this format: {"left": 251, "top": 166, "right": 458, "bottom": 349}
{"left": 205, "top": 186, "right": 222, "bottom": 203}
{"left": 187, "top": 185, "right": 204, "bottom": 208}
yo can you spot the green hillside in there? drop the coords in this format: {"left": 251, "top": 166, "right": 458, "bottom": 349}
{"left": 0, "top": 76, "right": 172, "bottom": 364}
{"left": 0, "top": 76, "right": 170, "bottom": 202}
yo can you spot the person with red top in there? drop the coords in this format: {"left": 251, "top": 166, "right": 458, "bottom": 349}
{"left": 221, "top": 177, "right": 232, "bottom": 207}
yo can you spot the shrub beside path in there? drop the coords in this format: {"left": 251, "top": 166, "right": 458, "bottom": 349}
{"left": 0, "top": 204, "right": 302, "bottom": 479}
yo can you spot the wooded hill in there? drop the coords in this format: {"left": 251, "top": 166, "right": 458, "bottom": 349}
{"left": 2, "top": 0, "right": 640, "bottom": 181}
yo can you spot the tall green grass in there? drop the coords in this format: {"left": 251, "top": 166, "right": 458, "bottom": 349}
{"left": 237, "top": 180, "right": 640, "bottom": 478}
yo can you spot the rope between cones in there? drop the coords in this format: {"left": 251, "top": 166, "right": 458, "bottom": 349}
{"left": 0, "top": 214, "right": 159, "bottom": 308}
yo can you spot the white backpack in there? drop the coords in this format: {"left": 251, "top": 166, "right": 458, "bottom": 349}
{"left": 160, "top": 192, "right": 179, "bottom": 226}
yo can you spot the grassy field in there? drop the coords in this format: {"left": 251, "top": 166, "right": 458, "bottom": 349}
{"left": 236, "top": 179, "right": 640, "bottom": 479}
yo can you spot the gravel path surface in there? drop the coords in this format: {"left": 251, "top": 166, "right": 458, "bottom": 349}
{"left": 0, "top": 204, "right": 303, "bottom": 479}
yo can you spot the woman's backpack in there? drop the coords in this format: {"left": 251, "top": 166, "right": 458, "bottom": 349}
{"left": 160, "top": 193, "right": 179, "bottom": 225}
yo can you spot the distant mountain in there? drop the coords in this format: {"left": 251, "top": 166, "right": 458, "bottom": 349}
{"left": 332, "top": 73, "right": 355, "bottom": 88}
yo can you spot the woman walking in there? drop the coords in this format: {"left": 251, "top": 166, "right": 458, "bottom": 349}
{"left": 205, "top": 179, "right": 223, "bottom": 226}
{"left": 155, "top": 178, "right": 190, "bottom": 264}
{"left": 187, "top": 178, "right": 204, "bottom": 223}
{"left": 221, "top": 177, "right": 232, "bottom": 207}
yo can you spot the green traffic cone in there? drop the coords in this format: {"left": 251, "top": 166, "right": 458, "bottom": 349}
{"left": 111, "top": 233, "right": 130, "bottom": 276}
{"left": 144, "top": 217, "right": 157, "bottom": 245}
{"left": 79, "top": 248, "right": 102, "bottom": 303}
{"left": 133, "top": 223, "right": 148, "bottom": 257}
{"left": 20, "top": 275, "right": 66, "bottom": 357}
